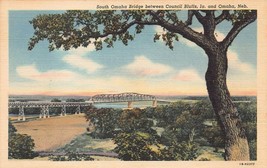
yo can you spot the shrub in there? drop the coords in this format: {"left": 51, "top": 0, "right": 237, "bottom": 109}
{"left": 249, "top": 139, "right": 257, "bottom": 160}
{"left": 113, "top": 131, "right": 161, "bottom": 161}
{"left": 49, "top": 152, "right": 94, "bottom": 161}
{"left": 85, "top": 107, "right": 122, "bottom": 138}
{"left": 8, "top": 121, "right": 37, "bottom": 159}
{"left": 9, "top": 133, "right": 37, "bottom": 159}
{"left": 166, "top": 141, "right": 200, "bottom": 160}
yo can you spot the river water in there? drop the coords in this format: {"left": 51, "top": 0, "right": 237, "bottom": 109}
{"left": 93, "top": 101, "right": 166, "bottom": 109}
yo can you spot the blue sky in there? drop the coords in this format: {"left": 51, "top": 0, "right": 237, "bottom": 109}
{"left": 9, "top": 11, "right": 257, "bottom": 96}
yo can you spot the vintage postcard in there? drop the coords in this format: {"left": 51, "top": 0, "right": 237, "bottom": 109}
{"left": 1, "top": 0, "right": 267, "bottom": 168}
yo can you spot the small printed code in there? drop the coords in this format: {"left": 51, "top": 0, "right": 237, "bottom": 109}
{"left": 239, "top": 162, "right": 255, "bottom": 166}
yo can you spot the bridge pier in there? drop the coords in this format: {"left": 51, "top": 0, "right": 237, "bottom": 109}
{"left": 39, "top": 107, "right": 44, "bottom": 118}
{"left": 9, "top": 102, "right": 92, "bottom": 119}
{"left": 128, "top": 101, "right": 133, "bottom": 108}
{"left": 40, "top": 106, "right": 49, "bottom": 118}
{"left": 61, "top": 106, "right": 66, "bottom": 116}
{"left": 152, "top": 100, "right": 157, "bottom": 107}
{"left": 45, "top": 106, "right": 50, "bottom": 118}
{"left": 18, "top": 106, "right": 25, "bottom": 121}
{"left": 75, "top": 106, "right": 81, "bottom": 114}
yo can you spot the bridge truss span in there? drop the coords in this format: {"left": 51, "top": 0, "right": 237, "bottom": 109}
{"left": 9, "top": 93, "right": 157, "bottom": 121}
{"left": 91, "top": 92, "right": 157, "bottom": 108}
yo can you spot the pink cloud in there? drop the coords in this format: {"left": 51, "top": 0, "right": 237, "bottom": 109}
{"left": 16, "top": 64, "right": 79, "bottom": 82}
{"left": 173, "top": 69, "right": 203, "bottom": 82}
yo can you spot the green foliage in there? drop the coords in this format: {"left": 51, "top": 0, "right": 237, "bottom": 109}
{"left": 85, "top": 107, "right": 158, "bottom": 139}
{"left": 169, "top": 141, "right": 200, "bottom": 160}
{"left": 113, "top": 131, "right": 161, "bottom": 161}
{"left": 8, "top": 121, "right": 37, "bottom": 159}
{"left": 85, "top": 107, "right": 122, "bottom": 138}
{"left": 118, "top": 108, "right": 157, "bottom": 135}
{"left": 235, "top": 101, "right": 257, "bottom": 160}
{"left": 202, "top": 124, "right": 225, "bottom": 151}
{"left": 154, "top": 101, "right": 191, "bottom": 127}
{"left": 229, "top": 10, "right": 257, "bottom": 24}
{"left": 9, "top": 134, "right": 37, "bottom": 159}
{"left": 8, "top": 120, "right": 17, "bottom": 135}
{"left": 160, "top": 140, "right": 200, "bottom": 161}
{"left": 113, "top": 130, "right": 200, "bottom": 161}
{"left": 190, "top": 100, "right": 214, "bottom": 119}
{"left": 142, "top": 106, "right": 155, "bottom": 118}
{"left": 249, "top": 139, "right": 257, "bottom": 160}
{"left": 82, "top": 100, "right": 256, "bottom": 161}
{"left": 29, "top": 10, "right": 148, "bottom": 51}
{"left": 49, "top": 152, "right": 94, "bottom": 161}
{"left": 236, "top": 101, "right": 257, "bottom": 141}
{"left": 28, "top": 10, "right": 256, "bottom": 52}
{"left": 159, "top": 101, "right": 211, "bottom": 145}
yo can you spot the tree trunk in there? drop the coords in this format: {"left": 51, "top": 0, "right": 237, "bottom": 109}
{"left": 204, "top": 45, "right": 250, "bottom": 161}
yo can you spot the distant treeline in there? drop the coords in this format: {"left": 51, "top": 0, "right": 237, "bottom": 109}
{"left": 9, "top": 99, "right": 40, "bottom": 102}
{"left": 9, "top": 98, "right": 86, "bottom": 102}
{"left": 183, "top": 96, "right": 256, "bottom": 102}
{"left": 9, "top": 95, "right": 90, "bottom": 102}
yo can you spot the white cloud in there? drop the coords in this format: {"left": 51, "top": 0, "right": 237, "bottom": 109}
{"left": 16, "top": 64, "right": 40, "bottom": 80}
{"left": 123, "top": 55, "right": 173, "bottom": 77}
{"left": 67, "top": 45, "right": 95, "bottom": 56}
{"left": 58, "top": 38, "right": 105, "bottom": 74}
{"left": 16, "top": 64, "right": 80, "bottom": 82}
{"left": 63, "top": 54, "right": 103, "bottom": 74}
{"left": 12, "top": 61, "right": 255, "bottom": 96}
{"left": 172, "top": 68, "right": 203, "bottom": 82}
{"left": 227, "top": 50, "right": 255, "bottom": 74}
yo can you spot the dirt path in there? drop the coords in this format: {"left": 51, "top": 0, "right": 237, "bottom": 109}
{"left": 13, "top": 114, "right": 88, "bottom": 151}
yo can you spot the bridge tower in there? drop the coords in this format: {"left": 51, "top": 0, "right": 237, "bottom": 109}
{"left": 152, "top": 100, "right": 157, "bottom": 107}
{"left": 127, "top": 101, "right": 133, "bottom": 108}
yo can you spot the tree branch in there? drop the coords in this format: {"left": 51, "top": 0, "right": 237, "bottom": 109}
{"left": 222, "top": 11, "right": 257, "bottom": 48}
{"left": 185, "top": 10, "right": 204, "bottom": 26}
{"left": 193, "top": 11, "right": 205, "bottom": 25}
{"left": 215, "top": 10, "right": 230, "bottom": 25}
{"left": 148, "top": 10, "right": 209, "bottom": 49}
{"left": 85, "top": 20, "right": 159, "bottom": 39}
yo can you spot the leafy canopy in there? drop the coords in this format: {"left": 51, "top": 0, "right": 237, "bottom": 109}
{"left": 28, "top": 10, "right": 256, "bottom": 52}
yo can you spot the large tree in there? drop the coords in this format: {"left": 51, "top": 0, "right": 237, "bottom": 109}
{"left": 28, "top": 10, "right": 257, "bottom": 160}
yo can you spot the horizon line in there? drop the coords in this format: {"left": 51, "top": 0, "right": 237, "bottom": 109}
{"left": 8, "top": 93, "right": 257, "bottom": 97}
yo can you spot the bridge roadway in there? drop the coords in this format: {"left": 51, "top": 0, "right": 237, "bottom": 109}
{"left": 9, "top": 92, "right": 158, "bottom": 121}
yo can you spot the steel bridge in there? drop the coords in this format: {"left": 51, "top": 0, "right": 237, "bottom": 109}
{"left": 91, "top": 92, "right": 157, "bottom": 108}
{"left": 8, "top": 102, "right": 92, "bottom": 121}
{"left": 9, "top": 93, "right": 157, "bottom": 121}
